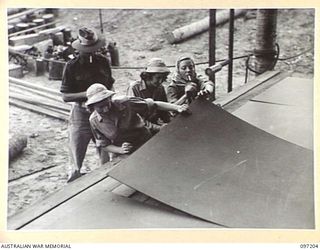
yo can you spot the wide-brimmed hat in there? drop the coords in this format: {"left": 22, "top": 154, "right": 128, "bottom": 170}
{"left": 72, "top": 27, "right": 106, "bottom": 53}
{"left": 145, "top": 58, "right": 170, "bottom": 74}
{"left": 86, "top": 83, "right": 115, "bottom": 106}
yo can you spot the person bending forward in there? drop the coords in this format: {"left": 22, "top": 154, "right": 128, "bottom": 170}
{"left": 86, "top": 83, "right": 190, "bottom": 157}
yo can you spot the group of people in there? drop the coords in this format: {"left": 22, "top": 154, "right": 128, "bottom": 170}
{"left": 60, "top": 27, "right": 214, "bottom": 182}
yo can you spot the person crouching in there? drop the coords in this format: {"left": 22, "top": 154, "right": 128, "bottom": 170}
{"left": 86, "top": 83, "right": 190, "bottom": 161}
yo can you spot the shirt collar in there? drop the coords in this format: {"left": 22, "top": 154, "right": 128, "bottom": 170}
{"left": 95, "top": 111, "right": 104, "bottom": 122}
{"left": 139, "top": 80, "right": 147, "bottom": 91}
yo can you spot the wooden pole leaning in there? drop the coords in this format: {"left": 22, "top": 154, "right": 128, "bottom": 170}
{"left": 166, "top": 9, "right": 246, "bottom": 44}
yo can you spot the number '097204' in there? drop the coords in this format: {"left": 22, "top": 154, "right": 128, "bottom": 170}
{"left": 300, "top": 244, "right": 319, "bottom": 248}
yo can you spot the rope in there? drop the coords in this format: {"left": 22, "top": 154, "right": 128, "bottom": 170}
{"left": 8, "top": 44, "right": 312, "bottom": 70}
{"left": 278, "top": 47, "right": 313, "bottom": 61}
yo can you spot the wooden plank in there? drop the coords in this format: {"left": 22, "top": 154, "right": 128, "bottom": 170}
{"left": 250, "top": 77, "right": 313, "bottom": 108}
{"left": 7, "top": 8, "right": 44, "bottom": 20}
{"left": 10, "top": 91, "right": 70, "bottom": 112}
{"left": 214, "top": 70, "right": 281, "bottom": 108}
{"left": 8, "top": 45, "right": 33, "bottom": 52}
{"left": 101, "top": 177, "right": 123, "bottom": 191}
{"left": 9, "top": 71, "right": 308, "bottom": 229}
{"left": 22, "top": 179, "right": 221, "bottom": 229}
{"left": 9, "top": 98, "right": 69, "bottom": 121}
{"left": 9, "top": 77, "right": 61, "bottom": 96}
{"left": 10, "top": 95, "right": 69, "bottom": 116}
{"left": 9, "top": 33, "right": 41, "bottom": 46}
{"left": 8, "top": 8, "right": 26, "bottom": 16}
{"left": 144, "top": 197, "right": 166, "bottom": 207}
{"left": 7, "top": 159, "right": 123, "bottom": 230}
{"left": 142, "top": 197, "right": 187, "bottom": 217}
{"left": 130, "top": 192, "right": 150, "bottom": 203}
{"left": 111, "top": 184, "right": 136, "bottom": 197}
{"left": 38, "top": 25, "right": 66, "bottom": 35}
{"left": 221, "top": 71, "right": 291, "bottom": 113}
{"left": 9, "top": 83, "right": 65, "bottom": 104}
{"left": 8, "top": 20, "right": 60, "bottom": 38}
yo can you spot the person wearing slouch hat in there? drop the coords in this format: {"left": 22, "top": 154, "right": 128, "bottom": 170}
{"left": 60, "top": 27, "right": 115, "bottom": 183}
{"left": 127, "top": 58, "right": 171, "bottom": 135}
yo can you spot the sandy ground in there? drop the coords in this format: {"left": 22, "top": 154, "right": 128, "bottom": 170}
{"left": 7, "top": 8, "right": 314, "bottom": 218}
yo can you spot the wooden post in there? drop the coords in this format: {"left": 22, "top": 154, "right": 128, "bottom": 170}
{"left": 99, "top": 9, "right": 104, "bottom": 34}
{"left": 254, "top": 9, "right": 278, "bottom": 74}
{"left": 8, "top": 8, "right": 44, "bottom": 21}
{"left": 228, "top": 9, "right": 235, "bottom": 93}
{"left": 209, "top": 9, "right": 216, "bottom": 100}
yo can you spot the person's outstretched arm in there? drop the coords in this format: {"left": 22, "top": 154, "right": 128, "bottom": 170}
{"left": 154, "top": 101, "right": 190, "bottom": 114}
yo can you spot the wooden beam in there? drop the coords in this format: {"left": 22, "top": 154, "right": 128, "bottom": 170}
{"left": 111, "top": 184, "right": 136, "bottom": 197}
{"left": 9, "top": 77, "right": 61, "bottom": 96}
{"left": 7, "top": 159, "right": 124, "bottom": 230}
{"left": 214, "top": 70, "right": 281, "bottom": 108}
{"left": 9, "top": 84, "right": 68, "bottom": 107}
{"left": 9, "top": 33, "right": 41, "bottom": 47}
{"left": 8, "top": 20, "right": 60, "bottom": 38}
{"left": 130, "top": 192, "right": 150, "bottom": 203}
{"left": 7, "top": 8, "right": 44, "bottom": 21}
{"left": 167, "top": 9, "right": 247, "bottom": 44}
{"left": 9, "top": 92, "right": 70, "bottom": 112}
{"left": 9, "top": 98, "right": 69, "bottom": 121}
{"left": 7, "top": 71, "right": 291, "bottom": 230}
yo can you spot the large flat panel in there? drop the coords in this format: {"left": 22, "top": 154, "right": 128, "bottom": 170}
{"left": 233, "top": 101, "right": 313, "bottom": 150}
{"left": 251, "top": 77, "right": 313, "bottom": 108}
{"left": 23, "top": 178, "right": 220, "bottom": 230}
{"left": 109, "top": 99, "right": 314, "bottom": 229}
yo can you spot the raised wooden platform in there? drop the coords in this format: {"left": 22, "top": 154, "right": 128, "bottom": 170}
{"left": 7, "top": 70, "right": 314, "bottom": 230}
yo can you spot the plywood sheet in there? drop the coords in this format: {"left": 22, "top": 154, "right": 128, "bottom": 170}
{"left": 251, "top": 77, "right": 313, "bottom": 108}
{"left": 233, "top": 101, "right": 313, "bottom": 150}
{"left": 109, "top": 99, "right": 314, "bottom": 229}
{"left": 23, "top": 178, "right": 220, "bottom": 230}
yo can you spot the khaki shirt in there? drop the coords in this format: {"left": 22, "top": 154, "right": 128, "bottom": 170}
{"left": 89, "top": 94, "right": 155, "bottom": 147}
{"left": 127, "top": 80, "right": 171, "bottom": 123}
{"left": 167, "top": 74, "right": 214, "bottom": 104}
